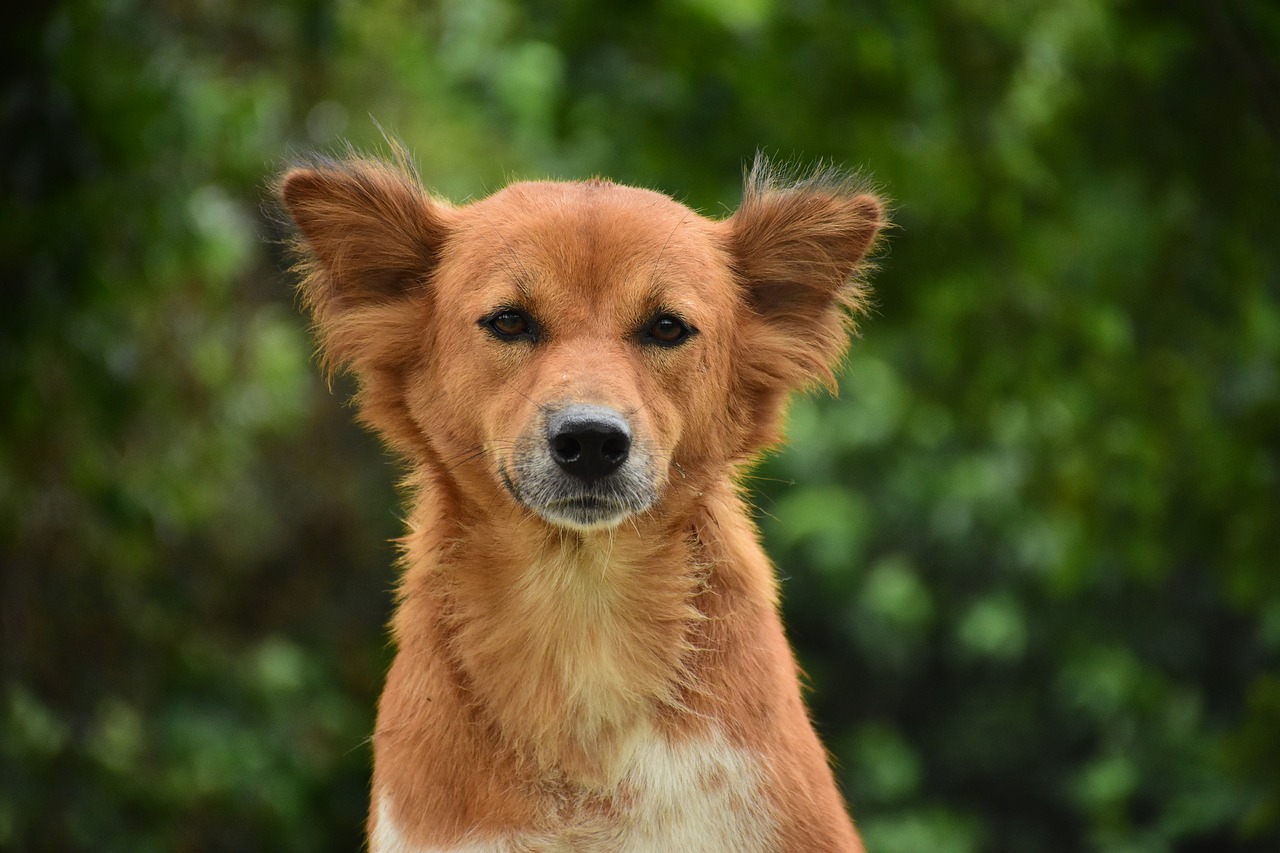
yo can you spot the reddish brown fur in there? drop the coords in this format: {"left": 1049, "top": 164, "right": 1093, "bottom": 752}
{"left": 278, "top": 151, "right": 885, "bottom": 851}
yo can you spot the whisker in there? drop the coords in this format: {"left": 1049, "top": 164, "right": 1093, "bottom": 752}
{"left": 440, "top": 446, "right": 492, "bottom": 474}
{"left": 481, "top": 220, "right": 536, "bottom": 285}
{"left": 646, "top": 210, "right": 694, "bottom": 293}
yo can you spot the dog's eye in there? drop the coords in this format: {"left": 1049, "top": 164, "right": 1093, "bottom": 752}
{"left": 484, "top": 309, "right": 534, "bottom": 340}
{"left": 644, "top": 314, "right": 695, "bottom": 347}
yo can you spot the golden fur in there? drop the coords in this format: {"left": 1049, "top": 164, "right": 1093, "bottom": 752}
{"left": 279, "top": 151, "right": 885, "bottom": 851}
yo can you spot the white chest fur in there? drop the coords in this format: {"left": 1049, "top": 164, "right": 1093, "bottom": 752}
{"left": 372, "top": 727, "right": 777, "bottom": 852}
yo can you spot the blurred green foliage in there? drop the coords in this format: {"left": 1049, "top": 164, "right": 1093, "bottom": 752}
{"left": 4, "top": 0, "right": 1278, "bottom": 850}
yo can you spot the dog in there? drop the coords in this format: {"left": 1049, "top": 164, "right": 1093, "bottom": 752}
{"left": 278, "top": 150, "right": 885, "bottom": 852}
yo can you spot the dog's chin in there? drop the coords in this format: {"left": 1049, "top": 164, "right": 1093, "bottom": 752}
{"left": 534, "top": 497, "right": 639, "bottom": 532}
{"left": 500, "top": 461, "right": 659, "bottom": 533}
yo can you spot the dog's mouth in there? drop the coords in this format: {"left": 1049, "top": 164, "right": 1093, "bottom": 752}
{"left": 541, "top": 495, "right": 633, "bottom": 530}
{"left": 499, "top": 463, "right": 658, "bottom": 532}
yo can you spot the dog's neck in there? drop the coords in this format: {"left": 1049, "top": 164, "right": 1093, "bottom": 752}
{"left": 393, "top": 476, "right": 735, "bottom": 785}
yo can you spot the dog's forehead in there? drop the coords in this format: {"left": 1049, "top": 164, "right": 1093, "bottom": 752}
{"left": 448, "top": 180, "right": 728, "bottom": 309}
{"left": 474, "top": 178, "right": 692, "bottom": 221}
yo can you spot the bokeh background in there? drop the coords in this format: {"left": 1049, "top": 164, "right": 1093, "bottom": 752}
{"left": 5, "top": 1, "right": 1279, "bottom": 850}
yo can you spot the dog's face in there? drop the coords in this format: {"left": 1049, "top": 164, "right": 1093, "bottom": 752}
{"left": 423, "top": 182, "right": 739, "bottom": 530}
{"left": 280, "top": 158, "right": 882, "bottom": 532}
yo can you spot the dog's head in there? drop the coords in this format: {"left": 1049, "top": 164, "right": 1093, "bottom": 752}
{"left": 278, "top": 155, "right": 884, "bottom": 532}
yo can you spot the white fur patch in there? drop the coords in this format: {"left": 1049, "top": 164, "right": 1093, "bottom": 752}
{"left": 616, "top": 727, "right": 776, "bottom": 852}
{"left": 370, "top": 796, "right": 409, "bottom": 853}
{"left": 371, "top": 728, "right": 776, "bottom": 852}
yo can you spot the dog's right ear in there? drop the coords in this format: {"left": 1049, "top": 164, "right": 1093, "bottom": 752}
{"left": 277, "top": 158, "right": 452, "bottom": 378}
{"left": 722, "top": 158, "right": 885, "bottom": 452}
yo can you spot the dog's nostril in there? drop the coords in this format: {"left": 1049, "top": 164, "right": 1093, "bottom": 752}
{"left": 553, "top": 434, "right": 582, "bottom": 463}
{"left": 546, "top": 405, "right": 632, "bottom": 483}
{"left": 601, "top": 436, "right": 626, "bottom": 464}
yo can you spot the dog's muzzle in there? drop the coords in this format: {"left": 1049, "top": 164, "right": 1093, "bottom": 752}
{"left": 505, "top": 403, "right": 658, "bottom": 531}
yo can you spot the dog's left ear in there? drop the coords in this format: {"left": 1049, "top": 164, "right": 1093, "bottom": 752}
{"left": 723, "top": 161, "right": 886, "bottom": 450}
{"left": 276, "top": 155, "right": 455, "bottom": 457}
{"left": 277, "top": 157, "right": 453, "bottom": 381}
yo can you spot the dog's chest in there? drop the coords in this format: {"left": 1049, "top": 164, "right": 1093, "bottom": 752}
{"left": 373, "top": 728, "right": 777, "bottom": 852}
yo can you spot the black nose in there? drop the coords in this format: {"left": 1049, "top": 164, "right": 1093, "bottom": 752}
{"left": 546, "top": 405, "right": 632, "bottom": 483}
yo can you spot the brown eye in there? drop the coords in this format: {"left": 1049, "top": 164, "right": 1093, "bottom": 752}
{"left": 645, "top": 314, "right": 694, "bottom": 347}
{"left": 484, "top": 309, "right": 534, "bottom": 340}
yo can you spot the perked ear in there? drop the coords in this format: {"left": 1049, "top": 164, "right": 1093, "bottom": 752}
{"left": 724, "top": 157, "right": 886, "bottom": 450}
{"left": 276, "top": 154, "right": 452, "bottom": 379}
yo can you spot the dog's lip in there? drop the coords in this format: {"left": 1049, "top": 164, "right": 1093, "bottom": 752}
{"left": 498, "top": 465, "right": 628, "bottom": 511}
{"left": 534, "top": 494, "right": 633, "bottom": 520}
{"left": 500, "top": 473, "right": 637, "bottom": 529}
{"left": 548, "top": 495, "right": 621, "bottom": 509}
{"left": 498, "top": 457, "right": 659, "bottom": 532}
{"left": 537, "top": 495, "right": 635, "bottom": 532}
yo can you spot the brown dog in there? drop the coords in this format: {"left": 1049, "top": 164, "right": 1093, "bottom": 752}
{"left": 279, "top": 152, "right": 885, "bottom": 851}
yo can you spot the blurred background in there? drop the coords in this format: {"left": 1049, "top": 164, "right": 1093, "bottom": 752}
{"left": 4, "top": 0, "right": 1279, "bottom": 850}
